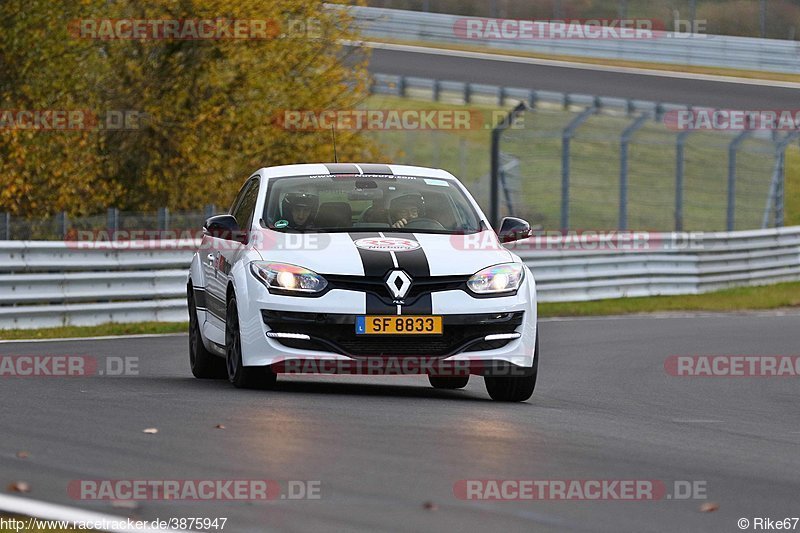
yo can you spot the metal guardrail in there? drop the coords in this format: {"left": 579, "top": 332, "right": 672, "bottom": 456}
{"left": 344, "top": 5, "right": 800, "bottom": 74}
{"left": 1, "top": 227, "right": 799, "bottom": 329}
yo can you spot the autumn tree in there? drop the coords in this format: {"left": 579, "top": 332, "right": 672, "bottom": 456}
{"left": 0, "top": 0, "right": 377, "bottom": 217}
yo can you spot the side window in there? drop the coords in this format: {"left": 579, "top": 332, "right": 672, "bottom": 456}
{"left": 230, "top": 178, "right": 260, "bottom": 230}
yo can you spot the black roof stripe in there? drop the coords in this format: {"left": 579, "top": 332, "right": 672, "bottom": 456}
{"left": 323, "top": 163, "right": 360, "bottom": 174}
{"left": 357, "top": 164, "right": 393, "bottom": 175}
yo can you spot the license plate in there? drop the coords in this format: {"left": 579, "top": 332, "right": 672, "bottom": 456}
{"left": 355, "top": 315, "right": 443, "bottom": 335}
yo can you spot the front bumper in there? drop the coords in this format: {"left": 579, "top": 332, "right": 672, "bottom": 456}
{"left": 236, "top": 268, "right": 537, "bottom": 371}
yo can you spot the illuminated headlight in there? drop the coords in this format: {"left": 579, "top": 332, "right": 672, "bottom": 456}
{"left": 467, "top": 263, "right": 524, "bottom": 295}
{"left": 250, "top": 262, "right": 328, "bottom": 294}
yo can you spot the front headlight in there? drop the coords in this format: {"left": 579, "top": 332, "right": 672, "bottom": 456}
{"left": 250, "top": 262, "right": 328, "bottom": 294}
{"left": 467, "top": 263, "right": 524, "bottom": 295}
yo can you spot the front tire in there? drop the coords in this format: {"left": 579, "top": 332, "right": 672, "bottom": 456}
{"left": 484, "top": 335, "right": 538, "bottom": 402}
{"left": 188, "top": 286, "right": 227, "bottom": 379}
{"left": 428, "top": 375, "right": 469, "bottom": 389}
{"left": 225, "top": 294, "right": 277, "bottom": 389}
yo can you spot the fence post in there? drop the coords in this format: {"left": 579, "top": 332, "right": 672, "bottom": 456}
{"left": 727, "top": 131, "right": 751, "bottom": 231}
{"left": 675, "top": 130, "right": 692, "bottom": 232}
{"left": 560, "top": 106, "right": 596, "bottom": 230}
{"left": 107, "top": 207, "right": 119, "bottom": 240}
{"left": 432, "top": 79, "right": 440, "bottom": 102}
{"left": 57, "top": 211, "right": 68, "bottom": 240}
{"left": 619, "top": 113, "right": 650, "bottom": 230}
{"left": 763, "top": 131, "right": 800, "bottom": 227}
{"left": 397, "top": 76, "right": 406, "bottom": 98}
{"left": 158, "top": 207, "right": 170, "bottom": 232}
{"left": 0, "top": 212, "right": 9, "bottom": 240}
{"left": 464, "top": 82, "right": 472, "bottom": 105}
{"left": 490, "top": 101, "right": 528, "bottom": 229}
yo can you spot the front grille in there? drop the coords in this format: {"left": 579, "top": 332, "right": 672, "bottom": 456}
{"left": 262, "top": 310, "right": 523, "bottom": 357}
{"left": 325, "top": 274, "right": 468, "bottom": 305}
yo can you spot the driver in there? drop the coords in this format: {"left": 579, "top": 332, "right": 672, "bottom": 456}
{"left": 389, "top": 194, "right": 424, "bottom": 229}
{"left": 281, "top": 192, "right": 319, "bottom": 229}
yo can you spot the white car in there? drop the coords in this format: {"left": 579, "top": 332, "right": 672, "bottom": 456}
{"left": 187, "top": 163, "right": 539, "bottom": 401}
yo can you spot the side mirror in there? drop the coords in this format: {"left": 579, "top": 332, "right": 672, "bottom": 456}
{"left": 498, "top": 217, "right": 531, "bottom": 243}
{"left": 204, "top": 214, "right": 246, "bottom": 243}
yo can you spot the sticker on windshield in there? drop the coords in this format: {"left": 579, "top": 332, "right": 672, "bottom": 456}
{"left": 274, "top": 219, "right": 289, "bottom": 229}
{"left": 424, "top": 178, "right": 449, "bottom": 187}
{"left": 353, "top": 237, "right": 421, "bottom": 252}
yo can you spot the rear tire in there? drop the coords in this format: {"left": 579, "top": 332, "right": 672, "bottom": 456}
{"left": 188, "top": 286, "right": 227, "bottom": 379}
{"left": 428, "top": 375, "right": 469, "bottom": 389}
{"left": 484, "top": 335, "right": 538, "bottom": 402}
{"left": 226, "top": 294, "right": 277, "bottom": 389}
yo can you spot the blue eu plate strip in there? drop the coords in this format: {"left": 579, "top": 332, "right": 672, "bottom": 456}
{"left": 355, "top": 316, "right": 366, "bottom": 335}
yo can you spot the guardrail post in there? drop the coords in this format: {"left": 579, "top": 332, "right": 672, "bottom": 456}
{"left": 619, "top": 113, "right": 650, "bottom": 230}
{"left": 397, "top": 76, "right": 406, "bottom": 98}
{"left": 1, "top": 212, "right": 9, "bottom": 240}
{"left": 57, "top": 211, "right": 68, "bottom": 240}
{"left": 675, "top": 130, "right": 692, "bottom": 231}
{"left": 158, "top": 207, "right": 170, "bottom": 232}
{"left": 498, "top": 86, "right": 506, "bottom": 106}
{"left": 107, "top": 207, "right": 119, "bottom": 240}
{"left": 528, "top": 90, "right": 537, "bottom": 109}
{"left": 727, "top": 130, "right": 751, "bottom": 231}
{"left": 432, "top": 79, "right": 440, "bottom": 102}
{"left": 560, "top": 106, "right": 596, "bottom": 230}
{"left": 490, "top": 101, "right": 528, "bottom": 229}
{"left": 464, "top": 83, "right": 472, "bottom": 105}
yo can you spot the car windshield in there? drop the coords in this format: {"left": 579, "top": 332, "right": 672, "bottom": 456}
{"left": 262, "top": 174, "right": 483, "bottom": 234}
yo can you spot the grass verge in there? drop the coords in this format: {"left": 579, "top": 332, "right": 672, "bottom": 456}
{"left": 1, "top": 283, "right": 799, "bottom": 340}
{"left": 0, "top": 321, "right": 187, "bottom": 341}
{"left": 539, "top": 281, "right": 800, "bottom": 317}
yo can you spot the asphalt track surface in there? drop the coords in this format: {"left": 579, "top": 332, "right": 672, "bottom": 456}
{"left": 364, "top": 46, "right": 800, "bottom": 109}
{"left": 2, "top": 313, "right": 799, "bottom": 532}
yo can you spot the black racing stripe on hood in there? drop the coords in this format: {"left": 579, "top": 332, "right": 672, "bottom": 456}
{"left": 357, "top": 164, "right": 393, "bottom": 175}
{"left": 323, "top": 163, "right": 360, "bottom": 174}
{"left": 348, "top": 232, "right": 395, "bottom": 278}
{"left": 391, "top": 232, "right": 430, "bottom": 278}
{"left": 392, "top": 232, "right": 432, "bottom": 314}
{"left": 348, "top": 232, "right": 397, "bottom": 314}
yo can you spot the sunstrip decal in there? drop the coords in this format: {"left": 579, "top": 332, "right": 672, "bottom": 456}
{"left": 349, "top": 232, "right": 399, "bottom": 314}
{"left": 323, "top": 163, "right": 361, "bottom": 174}
{"left": 356, "top": 164, "right": 393, "bottom": 175}
{"left": 391, "top": 232, "right": 433, "bottom": 314}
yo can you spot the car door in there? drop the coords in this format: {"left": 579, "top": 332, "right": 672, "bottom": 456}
{"left": 205, "top": 177, "right": 260, "bottom": 332}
